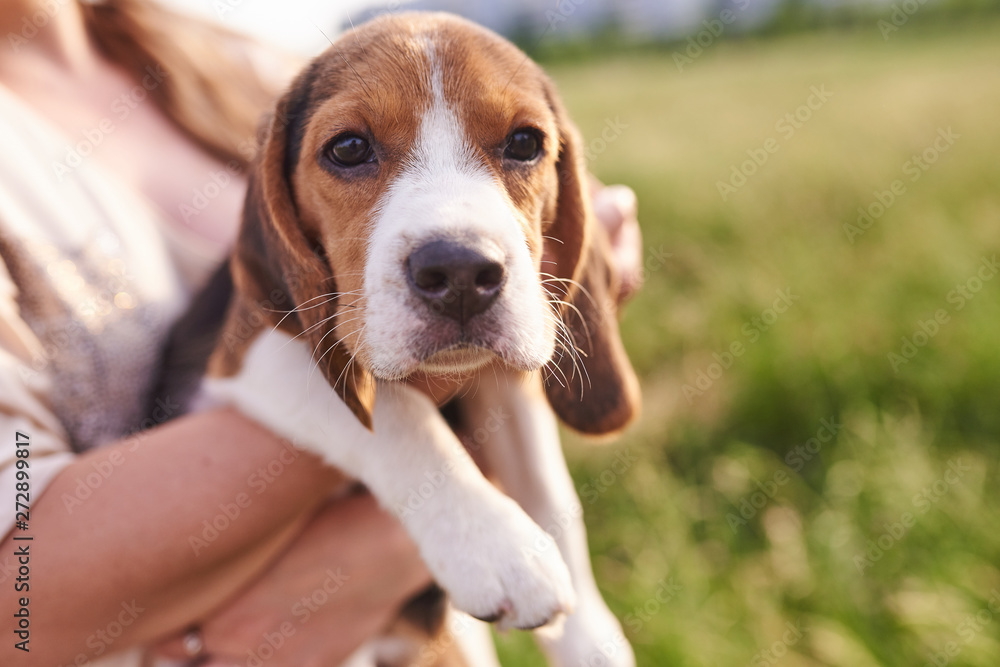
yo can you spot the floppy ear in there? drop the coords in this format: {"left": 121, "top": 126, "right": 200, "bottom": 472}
{"left": 231, "top": 68, "right": 376, "bottom": 429}
{"left": 542, "top": 86, "right": 641, "bottom": 436}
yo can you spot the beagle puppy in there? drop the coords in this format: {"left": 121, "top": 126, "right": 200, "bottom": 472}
{"left": 199, "top": 12, "right": 640, "bottom": 667}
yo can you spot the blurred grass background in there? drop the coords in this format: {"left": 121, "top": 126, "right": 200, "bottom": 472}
{"left": 493, "top": 16, "right": 1000, "bottom": 667}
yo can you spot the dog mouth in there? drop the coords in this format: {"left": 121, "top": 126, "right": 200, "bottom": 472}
{"left": 417, "top": 342, "right": 498, "bottom": 374}
{"left": 357, "top": 284, "right": 556, "bottom": 381}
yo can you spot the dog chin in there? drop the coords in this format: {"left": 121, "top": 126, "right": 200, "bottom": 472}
{"left": 365, "top": 340, "right": 548, "bottom": 381}
{"left": 417, "top": 344, "right": 497, "bottom": 374}
{"left": 361, "top": 318, "right": 556, "bottom": 380}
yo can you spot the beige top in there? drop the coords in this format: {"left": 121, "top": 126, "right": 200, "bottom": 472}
{"left": 0, "top": 82, "right": 229, "bottom": 667}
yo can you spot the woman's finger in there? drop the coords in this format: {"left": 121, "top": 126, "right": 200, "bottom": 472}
{"left": 593, "top": 184, "right": 638, "bottom": 235}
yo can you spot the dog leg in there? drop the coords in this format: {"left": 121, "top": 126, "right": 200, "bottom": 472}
{"left": 449, "top": 610, "right": 501, "bottom": 667}
{"left": 463, "top": 371, "right": 636, "bottom": 667}
{"left": 203, "top": 330, "right": 575, "bottom": 631}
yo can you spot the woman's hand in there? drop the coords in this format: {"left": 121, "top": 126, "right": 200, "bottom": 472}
{"left": 155, "top": 492, "right": 431, "bottom": 667}
{"left": 590, "top": 179, "right": 643, "bottom": 303}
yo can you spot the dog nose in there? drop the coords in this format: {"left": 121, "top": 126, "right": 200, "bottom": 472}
{"left": 407, "top": 240, "right": 505, "bottom": 324}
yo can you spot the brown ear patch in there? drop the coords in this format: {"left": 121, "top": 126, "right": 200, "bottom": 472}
{"left": 545, "top": 223, "right": 641, "bottom": 436}
{"left": 212, "top": 64, "right": 376, "bottom": 428}
{"left": 539, "top": 77, "right": 640, "bottom": 436}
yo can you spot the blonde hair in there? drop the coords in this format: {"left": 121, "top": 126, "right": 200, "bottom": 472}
{"left": 80, "top": 0, "right": 279, "bottom": 169}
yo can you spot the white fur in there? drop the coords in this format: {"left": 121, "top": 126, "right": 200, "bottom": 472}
{"left": 203, "top": 330, "right": 575, "bottom": 630}
{"left": 463, "top": 371, "right": 636, "bottom": 667}
{"left": 361, "top": 54, "right": 555, "bottom": 380}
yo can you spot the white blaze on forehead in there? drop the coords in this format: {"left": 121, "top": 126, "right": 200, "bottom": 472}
{"left": 411, "top": 47, "right": 483, "bottom": 180}
{"left": 360, "top": 43, "right": 555, "bottom": 379}
{"left": 378, "top": 46, "right": 516, "bottom": 241}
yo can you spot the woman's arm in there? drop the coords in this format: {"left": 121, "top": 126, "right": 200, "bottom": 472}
{"left": 155, "top": 491, "right": 432, "bottom": 666}
{"left": 0, "top": 407, "right": 384, "bottom": 665}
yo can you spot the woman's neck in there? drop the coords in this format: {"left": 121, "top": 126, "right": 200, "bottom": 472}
{"left": 0, "top": 0, "right": 101, "bottom": 75}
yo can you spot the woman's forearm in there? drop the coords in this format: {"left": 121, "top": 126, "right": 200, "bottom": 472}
{"left": 0, "top": 407, "right": 341, "bottom": 666}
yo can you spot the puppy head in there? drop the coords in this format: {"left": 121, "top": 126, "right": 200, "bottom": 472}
{"left": 237, "top": 12, "right": 638, "bottom": 433}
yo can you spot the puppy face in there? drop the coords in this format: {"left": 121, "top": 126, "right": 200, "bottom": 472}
{"left": 290, "top": 15, "right": 562, "bottom": 380}
{"left": 235, "top": 12, "right": 638, "bottom": 433}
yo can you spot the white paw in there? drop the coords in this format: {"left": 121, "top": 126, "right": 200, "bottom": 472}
{"left": 538, "top": 604, "right": 636, "bottom": 667}
{"left": 421, "top": 493, "right": 576, "bottom": 631}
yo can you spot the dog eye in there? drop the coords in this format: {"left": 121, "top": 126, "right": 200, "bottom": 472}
{"left": 325, "top": 134, "right": 374, "bottom": 167}
{"left": 504, "top": 130, "right": 541, "bottom": 162}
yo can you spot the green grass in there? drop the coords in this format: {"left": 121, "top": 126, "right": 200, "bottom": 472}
{"left": 496, "top": 19, "right": 1000, "bottom": 667}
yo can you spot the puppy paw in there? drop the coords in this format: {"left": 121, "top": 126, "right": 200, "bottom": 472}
{"left": 421, "top": 493, "right": 576, "bottom": 631}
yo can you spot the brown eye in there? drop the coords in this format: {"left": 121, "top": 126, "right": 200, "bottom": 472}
{"left": 326, "top": 134, "right": 373, "bottom": 167}
{"left": 504, "top": 130, "right": 541, "bottom": 162}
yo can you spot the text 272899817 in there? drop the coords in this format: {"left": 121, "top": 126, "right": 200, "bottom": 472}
{"left": 13, "top": 431, "right": 32, "bottom": 653}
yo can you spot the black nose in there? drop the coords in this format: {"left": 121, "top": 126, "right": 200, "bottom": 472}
{"left": 407, "top": 240, "right": 506, "bottom": 324}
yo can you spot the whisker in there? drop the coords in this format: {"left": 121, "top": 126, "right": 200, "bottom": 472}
{"left": 346, "top": 12, "right": 369, "bottom": 62}
{"left": 332, "top": 326, "right": 367, "bottom": 392}
{"left": 309, "top": 317, "right": 364, "bottom": 360}
{"left": 279, "top": 312, "right": 339, "bottom": 349}
{"left": 315, "top": 24, "right": 376, "bottom": 100}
